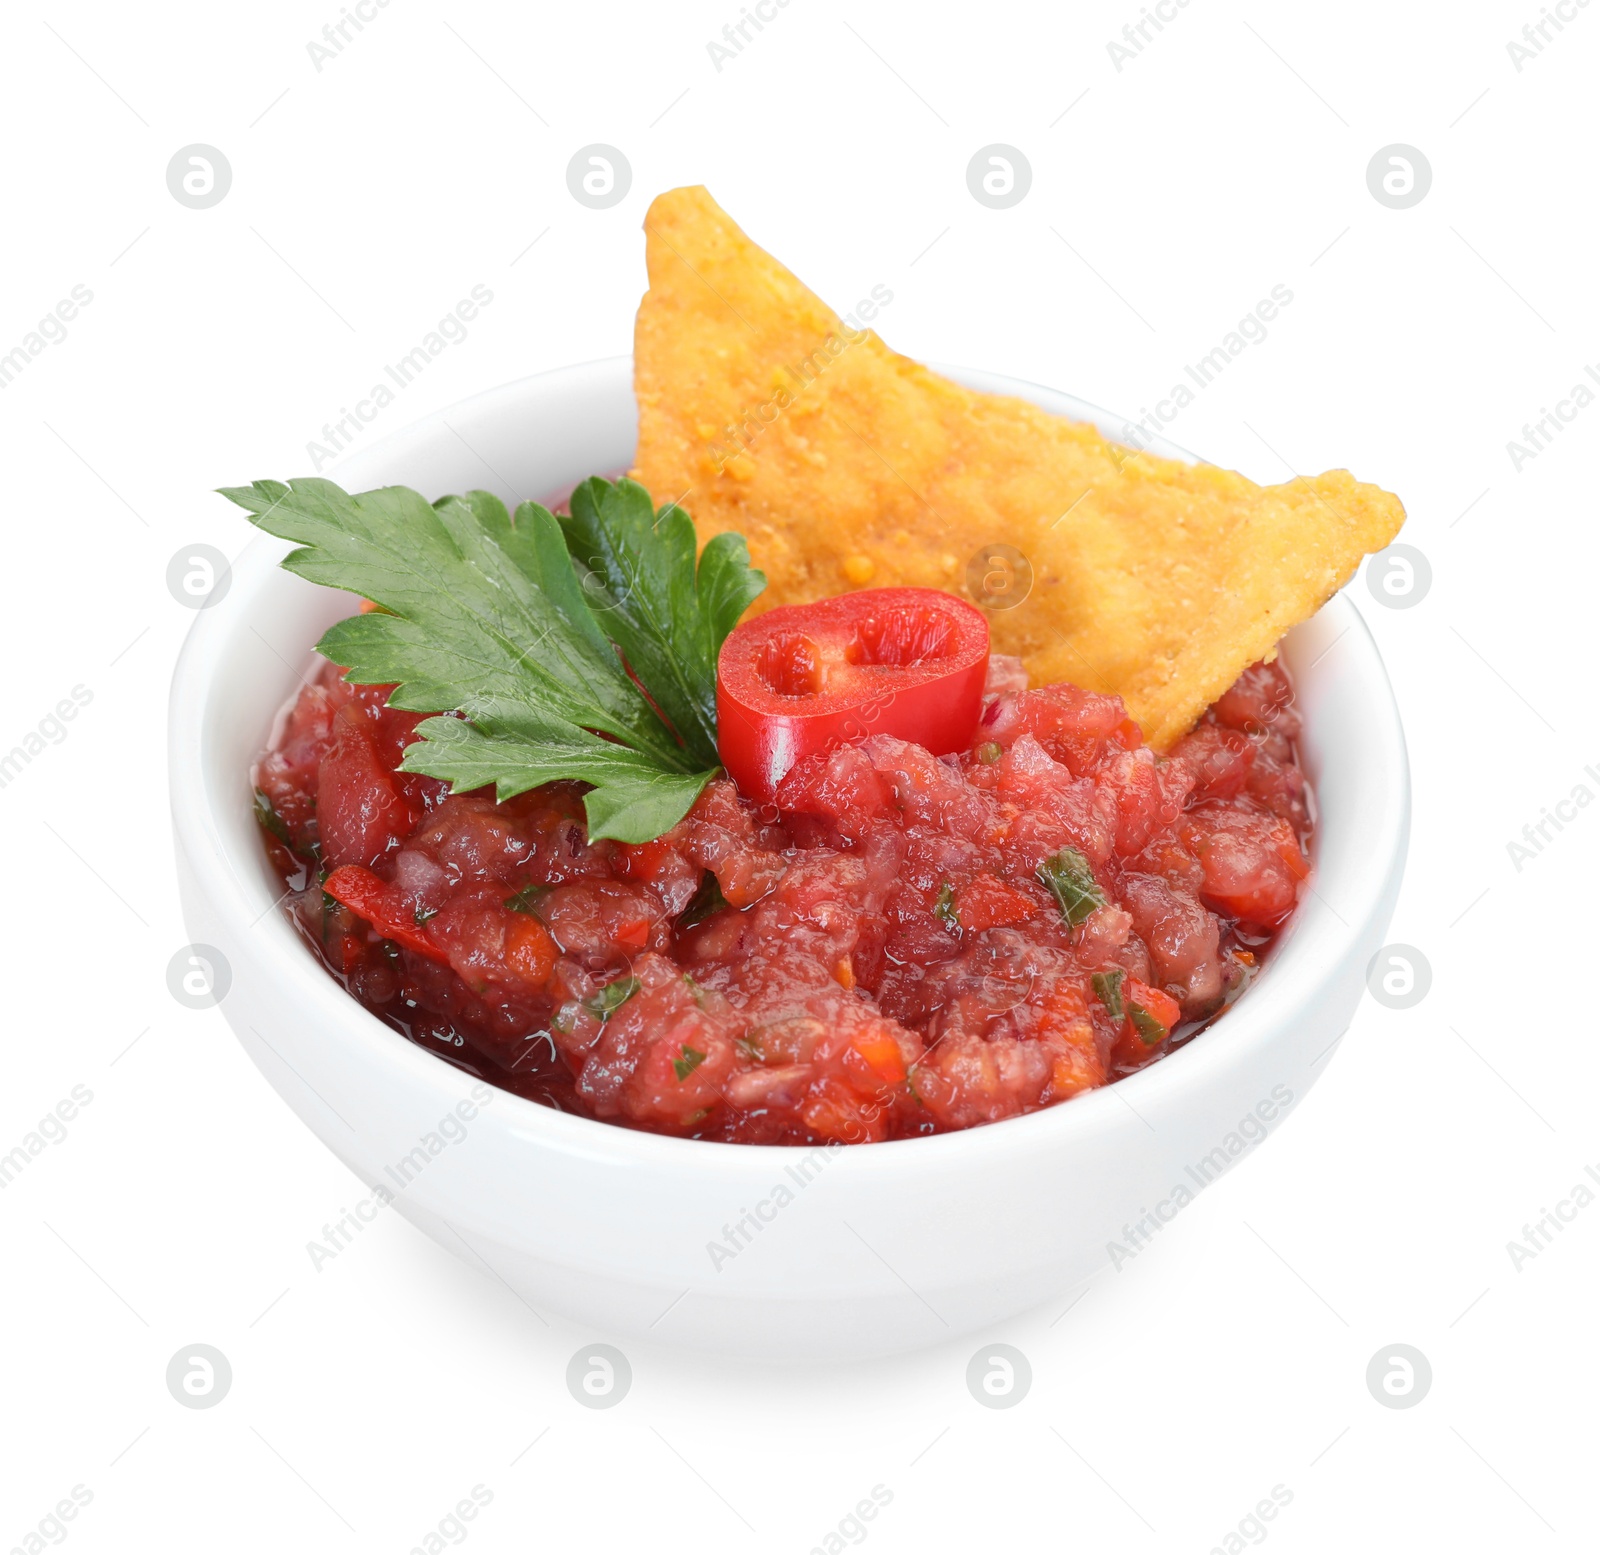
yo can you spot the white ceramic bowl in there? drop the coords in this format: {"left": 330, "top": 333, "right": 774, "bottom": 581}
{"left": 169, "top": 358, "right": 1409, "bottom": 1359}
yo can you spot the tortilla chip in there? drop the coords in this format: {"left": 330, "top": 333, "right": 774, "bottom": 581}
{"left": 632, "top": 186, "right": 1405, "bottom": 748}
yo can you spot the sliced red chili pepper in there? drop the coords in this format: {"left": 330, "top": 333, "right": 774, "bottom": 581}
{"left": 715, "top": 587, "right": 990, "bottom": 802}
{"left": 323, "top": 864, "right": 444, "bottom": 960}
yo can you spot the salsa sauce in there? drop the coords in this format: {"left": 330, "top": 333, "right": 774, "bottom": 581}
{"left": 255, "top": 656, "right": 1311, "bottom": 1145}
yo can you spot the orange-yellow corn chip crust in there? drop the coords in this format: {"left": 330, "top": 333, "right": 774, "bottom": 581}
{"left": 632, "top": 186, "right": 1405, "bottom": 748}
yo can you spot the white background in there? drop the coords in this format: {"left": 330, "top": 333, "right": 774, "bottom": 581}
{"left": 2, "top": 0, "right": 1595, "bottom": 1550}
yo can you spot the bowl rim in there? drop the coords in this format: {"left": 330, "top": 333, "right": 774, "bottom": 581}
{"left": 170, "top": 356, "right": 1409, "bottom": 1173}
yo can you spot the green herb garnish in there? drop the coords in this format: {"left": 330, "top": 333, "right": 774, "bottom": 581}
{"left": 933, "top": 881, "right": 959, "bottom": 933}
{"left": 1037, "top": 846, "right": 1105, "bottom": 928}
{"left": 976, "top": 742, "right": 1003, "bottom": 765}
{"left": 253, "top": 788, "right": 291, "bottom": 844}
{"left": 504, "top": 884, "right": 549, "bottom": 917}
{"left": 1091, "top": 967, "right": 1125, "bottom": 1019}
{"left": 1129, "top": 1004, "right": 1167, "bottom": 1046}
{"left": 558, "top": 477, "right": 762, "bottom": 764}
{"left": 220, "top": 475, "right": 764, "bottom": 844}
{"left": 582, "top": 976, "right": 641, "bottom": 1022}
{"left": 672, "top": 1045, "right": 707, "bottom": 1081}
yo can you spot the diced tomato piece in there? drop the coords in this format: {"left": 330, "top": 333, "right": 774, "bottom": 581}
{"left": 800, "top": 1078, "right": 890, "bottom": 1144}
{"left": 981, "top": 679, "right": 1142, "bottom": 775}
{"left": 953, "top": 874, "right": 1038, "bottom": 932}
{"left": 613, "top": 837, "right": 675, "bottom": 880}
{"left": 1210, "top": 660, "right": 1296, "bottom": 736}
{"left": 1169, "top": 723, "right": 1253, "bottom": 802}
{"left": 317, "top": 711, "right": 416, "bottom": 870}
{"left": 538, "top": 880, "right": 666, "bottom": 961}
{"left": 849, "top": 1029, "right": 908, "bottom": 1085}
{"left": 1184, "top": 806, "right": 1309, "bottom": 928}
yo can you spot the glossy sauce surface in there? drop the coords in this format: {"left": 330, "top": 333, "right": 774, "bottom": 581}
{"left": 256, "top": 656, "right": 1310, "bottom": 1144}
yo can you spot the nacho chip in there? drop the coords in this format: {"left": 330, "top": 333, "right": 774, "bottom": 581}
{"left": 632, "top": 186, "right": 1405, "bottom": 748}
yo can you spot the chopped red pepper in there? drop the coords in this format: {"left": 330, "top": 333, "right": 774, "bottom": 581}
{"left": 323, "top": 864, "right": 444, "bottom": 960}
{"left": 503, "top": 913, "right": 559, "bottom": 987}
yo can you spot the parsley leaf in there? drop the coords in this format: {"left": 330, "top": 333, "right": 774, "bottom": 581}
{"left": 672, "top": 1045, "right": 707, "bottom": 1082}
{"left": 220, "top": 475, "right": 765, "bottom": 844}
{"left": 582, "top": 976, "right": 641, "bottom": 1021}
{"left": 253, "top": 788, "right": 291, "bottom": 845}
{"left": 1091, "top": 968, "right": 1125, "bottom": 1019}
{"left": 560, "top": 478, "right": 764, "bottom": 768}
{"left": 503, "top": 884, "right": 549, "bottom": 917}
{"left": 1037, "top": 846, "right": 1106, "bottom": 928}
